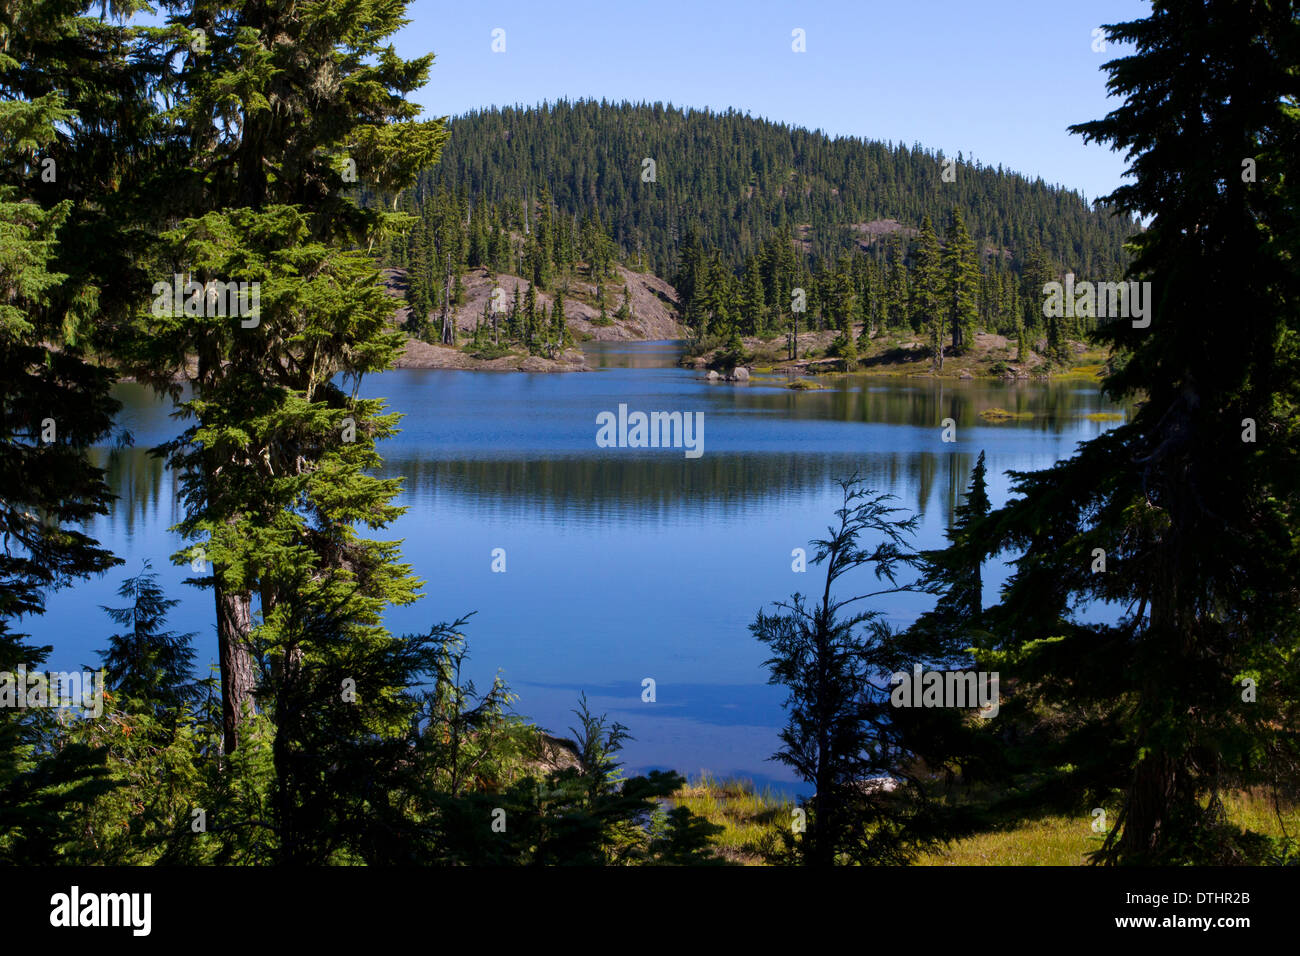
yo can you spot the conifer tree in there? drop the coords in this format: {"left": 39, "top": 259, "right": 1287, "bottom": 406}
{"left": 552, "top": 290, "right": 567, "bottom": 346}
{"left": 751, "top": 479, "right": 947, "bottom": 866}
{"left": 819, "top": 257, "right": 852, "bottom": 366}
{"left": 0, "top": 0, "right": 154, "bottom": 862}
{"left": 615, "top": 282, "right": 633, "bottom": 321}
{"left": 943, "top": 209, "right": 979, "bottom": 353}
{"left": 741, "top": 256, "right": 765, "bottom": 336}
{"left": 911, "top": 216, "right": 945, "bottom": 369}
{"left": 138, "top": 0, "right": 447, "bottom": 754}
{"left": 982, "top": 2, "right": 1300, "bottom": 864}
{"left": 523, "top": 282, "right": 538, "bottom": 349}
{"left": 509, "top": 283, "right": 522, "bottom": 340}
{"left": 912, "top": 452, "right": 990, "bottom": 652}
{"left": 99, "top": 563, "right": 197, "bottom": 719}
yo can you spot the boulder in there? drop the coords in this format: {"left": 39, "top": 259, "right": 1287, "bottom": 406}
{"left": 729, "top": 366, "right": 750, "bottom": 382}
{"left": 858, "top": 776, "right": 899, "bottom": 794}
{"left": 522, "top": 732, "right": 584, "bottom": 777}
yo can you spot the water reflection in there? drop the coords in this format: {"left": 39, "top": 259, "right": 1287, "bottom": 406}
{"left": 384, "top": 451, "right": 987, "bottom": 528}
{"left": 34, "top": 343, "right": 1124, "bottom": 790}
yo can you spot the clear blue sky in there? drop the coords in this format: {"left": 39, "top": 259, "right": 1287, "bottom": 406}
{"left": 394, "top": 0, "right": 1151, "bottom": 204}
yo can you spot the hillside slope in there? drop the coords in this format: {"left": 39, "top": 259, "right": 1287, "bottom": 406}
{"left": 413, "top": 99, "right": 1135, "bottom": 280}
{"left": 384, "top": 263, "right": 683, "bottom": 371}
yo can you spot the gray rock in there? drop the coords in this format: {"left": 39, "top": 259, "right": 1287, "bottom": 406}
{"left": 729, "top": 366, "right": 750, "bottom": 382}
{"left": 706, "top": 369, "right": 720, "bottom": 381}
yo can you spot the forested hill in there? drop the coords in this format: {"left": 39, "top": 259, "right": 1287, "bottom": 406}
{"left": 411, "top": 99, "right": 1137, "bottom": 280}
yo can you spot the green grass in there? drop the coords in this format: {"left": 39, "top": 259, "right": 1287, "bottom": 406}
{"left": 917, "top": 814, "right": 1098, "bottom": 866}
{"left": 1083, "top": 411, "right": 1125, "bottom": 422}
{"left": 979, "top": 406, "right": 1034, "bottom": 422}
{"left": 671, "top": 775, "right": 793, "bottom": 865}
{"left": 1220, "top": 788, "right": 1300, "bottom": 839}
{"left": 1054, "top": 363, "right": 1107, "bottom": 382}
{"left": 673, "top": 777, "right": 1299, "bottom": 866}
{"left": 920, "top": 790, "right": 1299, "bottom": 865}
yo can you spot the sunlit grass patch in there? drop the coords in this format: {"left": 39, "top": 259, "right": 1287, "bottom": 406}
{"left": 916, "top": 790, "right": 1298, "bottom": 866}
{"left": 915, "top": 814, "right": 1095, "bottom": 866}
{"left": 1220, "top": 788, "right": 1300, "bottom": 840}
{"left": 671, "top": 775, "right": 1299, "bottom": 865}
{"left": 979, "top": 406, "right": 1033, "bottom": 422}
{"left": 1056, "top": 363, "right": 1106, "bottom": 382}
{"left": 671, "top": 774, "right": 794, "bottom": 865}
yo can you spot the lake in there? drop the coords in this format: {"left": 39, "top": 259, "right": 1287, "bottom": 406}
{"left": 32, "top": 341, "right": 1125, "bottom": 794}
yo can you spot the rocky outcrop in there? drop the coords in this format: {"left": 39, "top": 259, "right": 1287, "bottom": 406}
{"left": 858, "top": 776, "right": 899, "bottom": 794}
{"left": 526, "top": 732, "right": 584, "bottom": 776}
{"left": 384, "top": 265, "right": 684, "bottom": 348}
{"left": 394, "top": 336, "right": 590, "bottom": 372}
{"left": 703, "top": 366, "right": 751, "bottom": 383}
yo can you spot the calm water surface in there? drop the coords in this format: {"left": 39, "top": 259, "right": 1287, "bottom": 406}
{"left": 34, "top": 341, "right": 1125, "bottom": 792}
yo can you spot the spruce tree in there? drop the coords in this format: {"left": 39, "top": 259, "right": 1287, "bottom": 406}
{"left": 942, "top": 209, "right": 978, "bottom": 353}
{"left": 99, "top": 563, "right": 197, "bottom": 719}
{"left": 741, "top": 256, "right": 765, "bottom": 336}
{"left": 982, "top": 2, "right": 1300, "bottom": 864}
{"left": 887, "top": 453, "right": 1001, "bottom": 788}
{"left": 0, "top": 0, "right": 152, "bottom": 862}
{"left": 830, "top": 258, "right": 857, "bottom": 368}
{"left": 552, "top": 290, "right": 567, "bottom": 347}
{"left": 137, "top": 0, "right": 447, "bottom": 755}
{"left": 911, "top": 216, "right": 945, "bottom": 370}
{"left": 523, "top": 282, "right": 538, "bottom": 350}
{"left": 906, "top": 452, "right": 992, "bottom": 668}
{"left": 751, "top": 479, "right": 947, "bottom": 865}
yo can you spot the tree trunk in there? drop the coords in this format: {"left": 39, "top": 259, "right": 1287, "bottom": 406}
{"left": 1118, "top": 750, "right": 1178, "bottom": 861}
{"left": 440, "top": 254, "right": 454, "bottom": 345}
{"left": 1118, "top": 429, "right": 1199, "bottom": 862}
{"left": 217, "top": 586, "right": 256, "bottom": 754}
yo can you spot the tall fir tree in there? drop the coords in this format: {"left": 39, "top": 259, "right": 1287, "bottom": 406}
{"left": 99, "top": 562, "right": 198, "bottom": 720}
{"left": 943, "top": 208, "right": 979, "bottom": 353}
{"left": 135, "top": 0, "right": 447, "bottom": 756}
{"left": 751, "top": 479, "right": 948, "bottom": 866}
{"left": 911, "top": 216, "right": 945, "bottom": 370}
{"left": 0, "top": 0, "right": 158, "bottom": 862}
{"left": 981, "top": 1, "right": 1300, "bottom": 864}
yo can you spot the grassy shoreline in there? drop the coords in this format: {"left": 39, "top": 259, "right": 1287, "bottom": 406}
{"left": 686, "top": 328, "right": 1115, "bottom": 384}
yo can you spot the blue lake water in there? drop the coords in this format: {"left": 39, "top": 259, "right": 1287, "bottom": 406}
{"left": 30, "top": 341, "right": 1125, "bottom": 793}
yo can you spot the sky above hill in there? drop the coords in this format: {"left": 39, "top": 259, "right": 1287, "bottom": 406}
{"left": 397, "top": 0, "right": 1151, "bottom": 205}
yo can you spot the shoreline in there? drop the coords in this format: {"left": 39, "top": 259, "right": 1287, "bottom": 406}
{"left": 394, "top": 336, "right": 593, "bottom": 373}
{"left": 680, "top": 328, "right": 1110, "bottom": 385}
